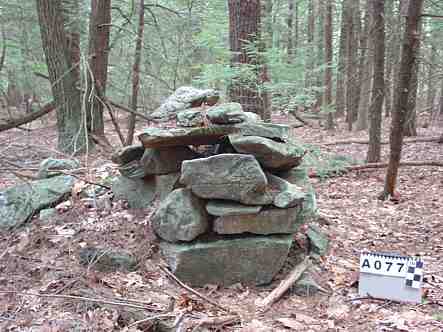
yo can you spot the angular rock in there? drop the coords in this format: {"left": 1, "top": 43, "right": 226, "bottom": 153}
{"left": 230, "top": 135, "right": 305, "bottom": 171}
{"left": 151, "top": 189, "right": 209, "bottom": 242}
{"left": 0, "top": 175, "right": 75, "bottom": 230}
{"left": 37, "top": 158, "right": 80, "bottom": 179}
{"left": 148, "top": 86, "right": 219, "bottom": 122}
{"left": 79, "top": 247, "right": 138, "bottom": 272}
{"left": 155, "top": 173, "right": 181, "bottom": 200}
{"left": 213, "top": 206, "right": 302, "bottom": 235}
{"left": 307, "top": 224, "right": 329, "bottom": 256}
{"left": 206, "top": 102, "right": 246, "bottom": 124}
{"left": 243, "top": 112, "right": 261, "bottom": 123}
{"left": 277, "top": 167, "right": 309, "bottom": 185}
{"left": 141, "top": 147, "right": 199, "bottom": 175}
{"left": 111, "top": 144, "right": 144, "bottom": 165}
{"left": 138, "top": 126, "right": 239, "bottom": 148}
{"left": 206, "top": 200, "right": 262, "bottom": 217}
{"left": 160, "top": 235, "right": 293, "bottom": 286}
{"left": 177, "top": 108, "right": 204, "bottom": 127}
{"left": 118, "top": 160, "right": 146, "bottom": 179}
{"left": 112, "top": 176, "right": 156, "bottom": 209}
{"left": 218, "top": 122, "right": 290, "bottom": 141}
{"left": 267, "top": 173, "right": 305, "bottom": 208}
{"left": 180, "top": 154, "right": 272, "bottom": 205}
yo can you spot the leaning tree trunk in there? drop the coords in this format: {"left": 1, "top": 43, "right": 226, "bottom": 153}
{"left": 125, "top": 0, "right": 144, "bottom": 146}
{"left": 323, "top": 0, "right": 334, "bottom": 129}
{"left": 383, "top": 0, "right": 424, "bottom": 199}
{"left": 366, "top": 0, "right": 385, "bottom": 163}
{"left": 36, "top": 0, "right": 87, "bottom": 154}
{"left": 86, "top": 0, "right": 112, "bottom": 136}
{"left": 228, "top": 0, "right": 267, "bottom": 119}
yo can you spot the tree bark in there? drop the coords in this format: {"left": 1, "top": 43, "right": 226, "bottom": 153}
{"left": 335, "top": 0, "right": 348, "bottom": 118}
{"left": 366, "top": 0, "right": 385, "bottom": 163}
{"left": 125, "top": 0, "right": 145, "bottom": 146}
{"left": 86, "top": 0, "right": 112, "bottom": 136}
{"left": 36, "top": 0, "right": 87, "bottom": 154}
{"left": 61, "top": 0, "right": 81, "bottom": 82}
{"left": 426, "top": 42, "right": 437, "bottom": 113}
{"left": 384, "top": 0, "right": 394, "bottom": 118}
{"left": 324, "top": 0, "right": 334, "bottom": 129}
{"left": 287, "top": 0, "right": 294, "bottom": 62}
{"left": 305, "top": 0, "right": 315, "bottom": 89}
{"left": 228, "top": 0, "right": 267, "bottom": 118}
{"left": 383, "top": 0, "right": 424, "bottom": 198}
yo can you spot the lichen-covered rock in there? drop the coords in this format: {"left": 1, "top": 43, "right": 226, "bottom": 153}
{"left": 118, "top": 160, "right": 146, "bottom": 179}
{"left": 177, "top": 109, "right": 204, "bottom": 127}
{"left": 230, "top": 135, "right": 305, "bottom": 171}
{"left": 151, "top": 189, "right": 209, "bottom": 242}
{"left": 160, "top": 235, "right": 293, "bottom": 286}
{"left": 206, "top": 200, "right": 262, "bottom": 216}
{"left": 206, "top": 102, "right": 246, "bottom": 124}
{"left": 267, "top": 173, "right": 305, "bottom": 208}
{"left": 141, "top": 147, "right": 199, "bottom": 175}
{"left": 307, "top": 224, "right": 329, "bottom": 256}
{"left": 112, "top": 176, "right": 156, "bottom": 208}
{"left": 148, "top": 86, "right": 219, "bottom": 122}
{"left": 180, "top": 154, "right": 272, "bottom": 205}
{"left": 155, "top": 173, "right": 181, "bottom": 200}
{"left": 111, "top": 144, "right": 144, "bottom": 165}
{"left": 0, "top": 175, "right": 75, "bottom": 230}
{"left": 37, "top": 158, "right": 80, "bottom": 179}
{"left": 219, "top": 122, "right": 290, "bottom": 141}
{"left": 212, "top": 206, "right": 302, "bottom": 235}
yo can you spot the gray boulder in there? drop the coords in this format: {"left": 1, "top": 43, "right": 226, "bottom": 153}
{"left": 216, "top": 122, "right": 290, "bottom": 141}
{"left": 212, "top": 206, "right": 302, "bottom": 235}
{"left": 151, "top": 189, "right": 209, "bottom": 242}
{"left": 155, "top": 173, "right": 181, "bottom": 200}
{"left": 79, "top": 247, "right": 138, "bottom": 272}
{"left": 39, "top": 208, "right": 57, "bottom": 222}
{"left": 160, "top": 235, "right": 293, "bottom": 286}
{"left": 118, "top": 160, "right": 146, "bottom": 179}
{"left": 177, "top": 109, "right": 204, "bottom": 127}
{"left": 111, "top": 144, "right": 144, "bottom": 165}
{"left": 0, "top": 175, "right": 75, "bottom": 230}
{"left": 307, "top": 224, "right": 329, "bottom": 256}
{"left": 180, "top": 154, "right": 273, "bottom": 205}
{"left": 148, "top": 86, "right": 219, "bottom": 122}
{"left": 112, "top": 176, "right": 156, "bottom": 209}
{"left": 230, "top": 135, "right": 305, "bottom": 171}
{"left": 206, "top": 102, "right": 246, "bottom": 124}
{"left": 277, "top": 167, "right": 309, "bottom": 185}
{"left": 206, "top": 200, "right": 262, "bottom": 216}
{"left": 138, "top": 126, "right": 238, "bottom": 148}
{"left": 267, "top": 173, "right": 305, "bottom": 208}
{"left": 37, "top": 158, "right": 80, "bottom": 179}
{"left": 141, "top": 147, "right": 199, "bottom": 175}
{"left": 243, "top": 112, "right": 261, "bottom": 123}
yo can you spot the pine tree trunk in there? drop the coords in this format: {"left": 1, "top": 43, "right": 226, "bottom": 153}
{"left": 384, "top": 0, "right": 394, "bottom": 117}
{"left": 367, "top": 0, "right": 385, "bottom": 163}
{"left": 61, "top": 0, "right": 81, "bottom": 82}
{"left": 324, "top": 0, "right": 334, "bottom": 129}
{"left": 305, "top": 0, "right": 315, "bottom": 89}
{"left": 383, "top": 0, "right": 424, "bottom": 198}
{"left": 86, "top": 0, "right": 112, "bottom": 136}
{"left": 426, "top": 43, "right": 436, "bottom": 113}
{"left": 125, "top": 0, "right": 144, "bottom": 146}
{"left": 287, "top": 0, "right": 294, "bottom": 62}
{"left": 228, "top": 0, "right": 267, "bottom": 118}
{"left": 36, "top": 0, "right": 87, "bottom": 154}
{"left": 316, "top": 0, "right": 325, "bottom": 107}
{"left": 335, "top": 0, "right": 349, "bottom": 118}
{"left": 345, "top": 0, "right": 358, "bottom": 130}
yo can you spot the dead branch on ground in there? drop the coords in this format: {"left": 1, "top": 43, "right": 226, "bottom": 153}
{"left": 0, "top": 102, "right": 55, "bottom": 132}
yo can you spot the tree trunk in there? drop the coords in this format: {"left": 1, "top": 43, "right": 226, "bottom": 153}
{"left": 36, "top": 0, "right": 87, "bottom": 154}
{"left": 366, "top": 0, "right": 385, "bottom": 163}
{"left": 316, "top": 0, "right": 325, "bottom": 107}
{"left": 287, "top": 0, "right": 294, "bottom": 62}
{"left": 335, "top": 0, "right": 348, "bottom": 118}
{"left": 355, "top": 2, "right": 371, "bottom": 131}
{"left": 324, "top": 0, "right": 334, "bottom": 130}
{"left": 61, "top": 0, "right": 81, "bottom": 82}
{"left": 86, "top": 0, "right": 112, "bottom": 136}
{"left": 228, "top": 0, "right": 266, "bottom": 118}
{"left": 345, "top": 0, "right": 358, "bottom": 130}
{"left": 305, "top": 0, "right": 315, "bottom": 89}
{"left": 125, "top": 0, "right": 145, "bottom": 146}
{"left": 383, "top": 0, "right": 424, "bottom": 198}
{"left": 426, "top": 42, "right": 437, "bottom": 113}
{"left": 384, "top": 0, "right": 394, "bottom": 117}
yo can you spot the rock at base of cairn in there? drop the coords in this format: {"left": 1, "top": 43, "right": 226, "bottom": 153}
{"left": 141, "top": 146, "right": 200, "bottom": 175}
{"left": 206, "top": 200, "right": 262, "bottom": 216}
{"left": 112, "top": 176, "right": 156, "bottom": 209}
{"left": 160, "top": 235, "right": 293, "bottom": 286}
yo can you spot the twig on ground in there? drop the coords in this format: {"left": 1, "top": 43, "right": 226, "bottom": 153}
{"left": 159, "top": 266, "right": 233, "bottom": 314}
{"left": 191, "top": 315, "right": 240, "bottom": 331}
{"left": 127, "top": 313, "right": 177, "bottom": 328}
{"left": 257, "top": 256, "right": 310, "bottom": 312}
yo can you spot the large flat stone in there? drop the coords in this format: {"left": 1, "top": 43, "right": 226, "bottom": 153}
{"left": 230, "top": 135, "right": 305, "bottom": 171}
{"left": 206, "top": 200, "right": 262, "bottom": 216}
{"left": 160, "top": 235, "right": 293, "bottom": 286}
{"left": 151, "top": 189, "right": 209, "bottom": 243}
{"left": 215, "top": 122, "right": 290, "bottom": 141}
{"left": 0, "top": 175, "right": 75, "bottom": 230}
{"left": 180, "top": 154, "right": 273, "bottom": 205}
{"left": 138, "top": 126, "right": 239, "bottom": 148}
{"left": 111, "top": 144, "right": 144, "bottom": 165}
{"left": 206, "top": 102, "right": 246, "bottom": 125}
{"left": 177, "top": 109, "right": 204, "bottom": 127}
{"left": 141, "top": 147, "right": 199, "bottom": 175}
{"left": 267, "top": 173, "right": 305, "bottom": 208}
{"left": 213, "top": 206, "right": 302, "bottom": 235}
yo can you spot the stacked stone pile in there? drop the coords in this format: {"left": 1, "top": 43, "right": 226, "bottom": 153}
{"left": 111, "top": 87, "right": 317, "bottom": 287}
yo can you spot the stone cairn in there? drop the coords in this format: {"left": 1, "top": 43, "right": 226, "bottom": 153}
{"left": 112, "top": 87, "right": 317, "bottom": 287}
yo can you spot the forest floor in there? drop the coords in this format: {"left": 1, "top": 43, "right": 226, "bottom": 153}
{"left": 0, "top": 112, "right": 442, "bottom": 331}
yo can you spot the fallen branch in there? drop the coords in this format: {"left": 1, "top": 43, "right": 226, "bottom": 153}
{"left": 127, "top": 312, "right": 177, "bottom": 328}
{"left": 257, "top": 256, "right": 310, "bottom": 312}
{"left": 191, "top": 315, "right": 240, "bottom": 331}
{"left": 159, "top": 266, "right": 233, "bottom": 314}
{"left": 288, "top": 110, "right": 315, "bottom": 127}
{"left": 322, "top": 136, "right": 441, "bottom": 146}
{"left": 0, "top": 102, "right": 55, "bottom": 132}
